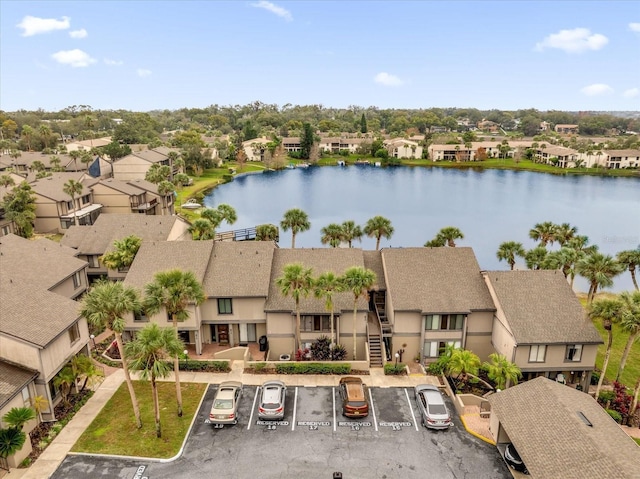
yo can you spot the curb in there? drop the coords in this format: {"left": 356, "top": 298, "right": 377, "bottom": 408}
{"left": 459, "top": 414, "right": 496, "bottom": 445}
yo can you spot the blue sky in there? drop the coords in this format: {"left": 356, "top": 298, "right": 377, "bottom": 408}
{"left": 1, "top": 1, "right": 639, "bottom": 112}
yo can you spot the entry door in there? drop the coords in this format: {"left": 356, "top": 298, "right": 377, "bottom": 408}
{"left": 218, "top": 325, "right": 229, "bottom": 344}
{"left": 239, "top": 324, "right": 257, "bottom": 343}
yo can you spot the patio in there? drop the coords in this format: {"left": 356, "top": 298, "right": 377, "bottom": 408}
{"left": 184, "top": 342, "right": 265, "bottom": 361}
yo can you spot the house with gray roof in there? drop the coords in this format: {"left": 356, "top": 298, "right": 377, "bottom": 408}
{"left": 0, "top": 234, "right": 90, "bottom": 425}
{"left": 488, "top": 376, "right": 640, "bottom": 478}
{"left": 483, "top": 270, "right": 603, "bottom": 390}
{"left": 112, "top": 147, "right": 178, "bottom": 181}
{"left": 84, "top": 177, "right": 175, "bottom": 216}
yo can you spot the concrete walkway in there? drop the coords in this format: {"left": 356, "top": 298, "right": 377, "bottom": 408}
{"left": 7, "top": 364, "right": 440, "bottom": 479}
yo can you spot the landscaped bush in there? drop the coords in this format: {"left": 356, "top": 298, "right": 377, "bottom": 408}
{"left": 384, "top": 363, "right": 406, "bottom": 375}
{"left": 175, "top": 360, "right": 230, "bottom": 373}
{"left": 591, "top": 371, "right": 600, "bottom": 386}
{"left": 606, "top": 409, "right": 622, "bottom": 423}
{"left": 275, "top": 362, "right": 351, "bottom": 375}
{"left": 598, "top": 390, "right": 615, "bottom": 405}
{"left": 253, "top": 362, "right": 267, "bottom": 373}
{"left": 427, "top": 362, "right": 446, "bottom": 375}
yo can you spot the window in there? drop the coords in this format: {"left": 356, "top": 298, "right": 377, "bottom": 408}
{"left": 529, "top": 345, "right": 546, "bottom": 363}
{"left": 68, "top": 323, "right": 80, "bottom": 345}
{"left": 60, "top": 218, "right": 73, "bottom": 230}
{"left": 301, "top": 315, "right": 331, "bottom": 332}
{"left": 425, "top": 314, "right": 464, "bottom": 330}
{"left": 565, "top": 344, "right": 583, "bottom": 362}
{"left": 21, "top": 386, "right": 31, "bottom": 407}
{"left": 134, "top": 311, "right": 149, "bottom": 322}
{"left": 66, "top": 200, "right": 73, "bottom": 211}
{"left": 87, "top": 255, "right": 99, "bottom": 268}
{"left": 217, "top": 298, "right": 233, "bottom": 314}
{"left": 72, "top": 271, "right": 82, "bottom": 289}
{"left": 1, "top": 225, "right": 10, "bottom": 236}
{"left": 424, "top": 340, "right": 461, "bottom": 358}
{"left": 81, "top": 194, "right": 90, "bottom": 205}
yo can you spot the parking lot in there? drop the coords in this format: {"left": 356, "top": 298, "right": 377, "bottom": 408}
{"left": 52, "top": 384, "right": 510, "bottom": 479}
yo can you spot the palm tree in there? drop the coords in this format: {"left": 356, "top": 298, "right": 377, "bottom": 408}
{"left": 188, "top": 218, "right": 216, "bottom": 240}
{"left": 529, "top": 221, "right": 557, "bottom": 247}
{"left": 255, "top": 223, "right": 279, "bottom": 241}
{"left": 146, "top": 164, "right": 171, "bottom": 184}
{"left": 340, "top": 220, "right": 362, "bottom": 248}
{"left": 157, "top": 180, "right": 175, "bottom": 215}
{"left": 53, "top": 366, "right": 76, "bottom": 407}
{"left": 280, "top": 208, "right": 310, "bottom": 248}
{"left": 555, "top": 223, "right": 578, "bottom": 246}
{"left": 276, "top": 263, "right": 314, "bottom": 352}
{"left": 314, "top": 272, "right": 343, "bottom": 345}
{"left": 0, "top": 407, "right": 36, "bottom": 463}
{"left": 363, "top": 215, "right": 394, "bottom": 250}
{"left": 525, "top": 246, "right": 548, "bottom": 270}
{"left": 435, "top": 226, "right": 464, "bottom": 247}
{"left": 566, "top": 235, "right": 598, "bottom": 255}
{"left": 616, "top": 290, "right": 640, "bottom": 381}
{"left": 320, "top": 223, "right": 343, "bottom": 247}
{"left": 484, "top": 353, "right": 521, "bottom": 390}
{"left": 63, "top": 179, "right": 83, "bottom": 226}
{"left": 616, "top": 250, "right": 640, "bottom": 291}
{"left": 69, "top": 150, "right": 81, "bottom": 171}
{"left": 588, "top": 298, "right": 623, "bottom": 398}
{"left": 21, "top": 125, "right": 34, "bottom": 151}
{"left": 496, "top": 241, "right": 526, "bottom": 270}
{"left": 100, "top": 235, "right": 142, "bottom": 272}
{"left": 0, "top": 174, "right": 15, "bottom": 187}
{"left": 80, "top": 279, "right": 144, "bottom": 428}
{"left": 201, "top": 204, "right": 237, "bottom": 229}
{"left": 447, "top": 348, "right": 481, "bottom": 385}
{"left": 577, "top": 253, "right": 623, "bottom": 304}
{"left": 342, "top": 266, "right": 376, "bottom": 360}
{"left": 124, "top": 323, "right": 184, "bottom": 438}
{"left": 631, "top": 376, "right": 640, "bottom": 417}
{"left": 143, "top": 270, "right": 205, "bottom": 417}
{"left": 424, "top": 235, "right": 446, "bottom": 247}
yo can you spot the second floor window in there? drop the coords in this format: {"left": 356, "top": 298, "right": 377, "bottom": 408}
{"left": 301, "top": 315, "right": 330, "bottom": 332}
{"left": 218, "top": 298, "right": 232, "bottom": 314}
{"left": 425, "top": 314, "right": 464, "bottom": 331}
{"left": 134, "top": 311, "right": 149, "bottom": 322}
{"left": 565, "top": 344, "right": 582, "bottom": 362}
{"left": 529, "top": 345, "right": 546, "bottom": 363}
{"left": 81, "top": 194, "right": 90, "bottom": 205}
{"left": 68, "top": 323, "right": 80, "bottom": 345}
{"left": 72, "top": 271, "right": 82, "bottom": 289}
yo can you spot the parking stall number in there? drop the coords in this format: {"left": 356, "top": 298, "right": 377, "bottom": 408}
{"left": 256, "top": 420, "right": 289, "bottom": 430}
{"left": 132, "top": 465, "right": 148, "bottom": 479}
{"left": 297, "top": 421, "right": 331, "bottom": 431}
{"left": 379, "top": 421, "right": 412, "bottom": 431}
{"left": 338, "top": 421, "right": 372, "bottom": 431}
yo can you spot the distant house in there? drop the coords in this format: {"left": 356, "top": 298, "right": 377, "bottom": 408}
{"left": 242, "top": 137, "right": 270, "bottom": 162}
{"left": 477, "top": 120, "right": 499, "bottom": 132}
{"left": 317, "top": 137, "right": 365, "bottom": 154}
{"left": 489, "top": 377, "right": 640, "bottom": 478}
{"left": 384, "top": 138, "right": 423, "bottom": 159}
{"left": 112, "top": 147, "right": 179, "bottom": 181}
{"left": 86, "top": 177, "right": 175, "bottom": 216}
{"left": 534, "top": 145, "right": 578, "bottom": 168}
{"left": 65, "top": 136, "right": 112, "bottom": 152}
{"left": 554, "top": 124, "right": 579, "bottom": 135}
{"left": 602, "top": 149, "right": 640, "bottom": 169}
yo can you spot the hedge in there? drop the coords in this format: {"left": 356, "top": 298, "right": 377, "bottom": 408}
{"left": 384, "top": 363, "right": 406, "bottom": 375}
{"left": 275, "top": 362, "right": 351, "bottom": 375}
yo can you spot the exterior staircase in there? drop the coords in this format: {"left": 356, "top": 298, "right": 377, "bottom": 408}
{"left": 368, "top": 334, "right": 383, "bottom": 367}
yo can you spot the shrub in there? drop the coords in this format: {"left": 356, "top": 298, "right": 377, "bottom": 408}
{"left": 253, "top": 362, "right": 267, "bottom": 373}
{"left": 331, "top": 344, "right": 347, "bottom": 361}
{"left": 176, "top": 360, "right": 230, "bottom": 373}
{"left": 427, "top": 362, "right": 446, "bottom": 375}
{"left": 606, "top": 409, "right": 622, "bottom": 423}
{"left": 275, "top": 362, "right": 351, "bottom": 375}
{"left": 598, "top": 390, "right": 615, "bottom": 404}
{"left": 310, "top": 336, "right": 331, "bottom": 361}
{"left": 384, "top": 363, "right": 406, "bottom": 375}
{"left": 591, "top": 371, "right": 600, "bottom": 386}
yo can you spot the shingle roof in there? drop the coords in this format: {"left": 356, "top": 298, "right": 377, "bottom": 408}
{"left": 124, "top": 240, "right": 214, "bottom": 291}
{"left": 0, "top": 234, "right": 86, "bottom": 290}
{"left": 362, "top": 250, "right": 386, "bottom": 290}
{"left": 485, "top": 271, "right": 602, "bottom": 344}
{"left": 126, "top": 179, "right": 159, "bottom": 194}
{"left": 381, "top": 247, "right": 494, "bottom": 313}
{"left": 60, "top": 214, "right": 190, "bottom": 255}
{"left": 265, "top": 248, "right": 368, "bottom": 313}
{"left": 96, "top": 178, "right": 146, "bottom": 195}
{"left": 0, "top": 278, "right": 81, "bottom": 347}
{"left": 603, "top": 149, "right": 640, "bottom": 157}
{"left": 0, "top": 360, "right": 39, "bottom": 409}
{"left": 203, "top": 241, "right": 276, "bottom": 297}
{"left": 489, "top": 377, "right": 640, "bottom": 479}
{"left": 29, "top": 172, "right": 88, "bottom": 201}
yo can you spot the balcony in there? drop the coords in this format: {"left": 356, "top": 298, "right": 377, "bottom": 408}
{"left": 131, "top": 197, "right": 158, "bottom": 211}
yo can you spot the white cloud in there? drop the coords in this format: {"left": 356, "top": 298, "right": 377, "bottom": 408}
{"left": 51, "top": 49, "right": 96, "bottom": 67}
{"left": 69, "top": 28, "right": 88, "bottom": 39}
{"left": 534, "top": 28, "right": 608, "bottom": 53}
{"left": 629, "top": 23, "right": 640, "bottom": 32}
{"left": 17, "top": 15, "right": 70, "bottom": 36}
{"left": 374, "top": 72, "right": 403, "bottom": 87}
{"left": 251, "top": 1, "right": 293, "bottom": 21}
{"left": 623, "top": 88, "right": 639, "bottom": 98}
{"left": 580, "top": 83, "right": 614, "bottom": 96}
{"left": 137, "top": 68, "right": 152, "bottom": 77}
{"left": 104, "top": 58, "right": 123, "bottom": 66}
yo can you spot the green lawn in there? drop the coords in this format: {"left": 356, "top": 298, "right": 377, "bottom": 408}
{"left": 72, "top": 381, "right": 207, "bottom": 458}
{"left": 592, "top": 320, "right": 640, "bottom": 389}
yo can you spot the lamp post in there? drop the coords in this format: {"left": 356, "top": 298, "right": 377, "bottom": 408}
{"left": 394, "top": 352, "right": 400, "bottom": 367}
{"left": 89, "top": 334, "right": 96, "bottom": 350}
{"left": 183, "top": 349, "right": 188, "bottom": 369}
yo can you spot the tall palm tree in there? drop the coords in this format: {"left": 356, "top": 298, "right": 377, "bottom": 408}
{"left": 340, "top": 220, "right": 362, "bottom": 248}
{"left": 529, "top": 221, "right": 557, "bottom": 247}
{"left": 577, "top": 253, "right": 623, "bottom": 304}
{"left": 124, "top": 323, "right": 184, "bottom": 438}
{"left": 525, "top": 246, "right": 548, "bottom": 270}
{"left": 280, "top": 208, "right": 310, "bottom": 248}
{"left": 276, "top": 263, "right": 314, "bottom": 352}
{"left": 447, "top": 348, "right": 481, "bottom": 384}
{"left": 555, "top": 223, "right": 578, "bottom": 246}
{"left": 314, "top": 272, "right": 343, "bottom": 345}
{"left": 342, "top": 266, "right": 376, "bottom": 360}
{"left": 0, "top": 174, "right": 15, "bottom": 187}
{"left": 616, "top": 290, "right": 640, "bottom": 381}
{"left": 21, "top": 125, "right": 34, "bottom": 151}
{"left": 484, "top": 353, "right": 521, "bottom": 390}
{"left": 188, "top": 218, "right": 216, "bottom": 240}
{"left": 201, "top": 204, "right": 237, "bottom": 230}
{"left": 566, "top": 235, "right": 598, "bottom": 255}
{"left": 100, "top": 235, "right": 142, "bottom": 272}
{"left": 363, "top": 215, "right": 394, "bottom": 250}
{"left": 157, "top": 180, "right": 175, "bottom": 215}
{"left": 616, "top": 250, "right": 640, "bottom": 291}
{"left": 80, "top": 279, "right": 144, "bottom": 428}
{"left": 255, "top": 223, "right": 279, "bottom": 241}
{"left": 63, "top": 179, "right": 83, "bottom": 226}
{"left": 436, "top": 226, "right": 464, "bottom": 247}
{"left": 144, "top": 270, "right": 205, "bottom": 417}
{"left": 588, "top": 298, "right": 623, "bottom": 399}
{"left": 496, "top": 241, "right": 526, "bottom": 270}
{"left": 320, "top": 223, "right": 343, "bottom": 247}
{"left": 69, "top": 150, "right": 81, "bottom": 171}
{"left": 424, "top": 235, "right": 447, "bottom": 247}
{"left": 146, "top": 164, "right": 171, "bottom": 184}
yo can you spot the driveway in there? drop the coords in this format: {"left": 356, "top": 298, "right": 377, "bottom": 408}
{"left": 52, "top": 384, "right": 510, "bottom": 479}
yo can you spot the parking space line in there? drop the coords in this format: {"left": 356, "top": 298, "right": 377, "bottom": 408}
{"left": 291, "top": 387, "right": 298, "bottom": 431}
{"left": 332, "top": 387, "right": 336, "bottom": 432}
{"left": 247, "top": 386, "right": 259, "bottom": 430}
{"left": 368, "top": 388, "right": 378, "bottom": 432}
{"left": 404, "top": 388, "right": 419, "bottom": 431}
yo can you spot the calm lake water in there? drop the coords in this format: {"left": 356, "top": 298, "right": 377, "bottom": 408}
{"left": 204, "top": 165, "right": 640, "bottom": 293}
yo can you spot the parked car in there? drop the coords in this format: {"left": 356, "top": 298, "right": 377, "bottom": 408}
{"left": 209, "top": 381, "right": 243, "bottom": 425}
{"left": 338, "top": 376, "right": 369, "bottom": 418}
{"left": 504, "top": 443, "right": 529, "bottom": 474}
{"left": 414, "top": 384, "right": 452, "bottom": 430}
{"left": 258, "top": 380, "right": 287, "bottom": 420}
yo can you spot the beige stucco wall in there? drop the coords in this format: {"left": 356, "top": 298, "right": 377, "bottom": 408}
{"left": 200, "top": 297, "right": 266, "bottom": 321}
{"left": 168, "top": 219, "right": 191, "bottom": 240}
{"left": 464, "top": 311, "right": 494, "bottom": 361}
{"left": 515, "top": 343, "right": 598, "bottom": 371}
{"left": 90, "top": 184, "right": 133, "bottom": 214}
{"left": 39, "top": 320, "right": 89, "bottom": 380}
{"left": 34, "top": 197, "right": 62, "bottom": 233}
{"left": 0, "top": 337, "right": 41, "bottom": 371}
{"left": 491, "top": 315, "right": 516, "bottom": 361}
{"left": 49, "top": 269, "right": 87, "bottom": 299}
{"left": 393, "top": 311, "right": 423, "bottom": 362}
{"left": 112, "top": 157, "right": 151, "bottom": 181}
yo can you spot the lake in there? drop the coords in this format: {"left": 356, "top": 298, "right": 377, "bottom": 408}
{"left": 204, "top": 165, "right": 640, "bottom": 293}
